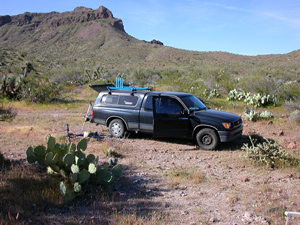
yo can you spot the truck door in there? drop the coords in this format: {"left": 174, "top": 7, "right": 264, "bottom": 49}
{"left": 153, "top": 96, "right": 190, "bottom": 137}
{"left": 139, "top": 95, "right": 154, "bottom": 133}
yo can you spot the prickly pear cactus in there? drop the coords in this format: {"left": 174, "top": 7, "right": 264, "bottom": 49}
{"left": 26, "top": 134, "right": 122, "bottom": 203}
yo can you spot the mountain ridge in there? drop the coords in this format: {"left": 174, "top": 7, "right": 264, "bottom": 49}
{"left": 0, "top": 6, "right": 124, "bottom": 31}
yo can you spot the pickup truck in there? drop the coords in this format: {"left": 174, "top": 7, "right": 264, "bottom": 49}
{"left": 88, "top": 87, "right": 243, "bottom": 150}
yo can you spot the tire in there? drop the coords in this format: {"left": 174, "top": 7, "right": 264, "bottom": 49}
{"left": 109, "top": 119, "right": 125, "bottom": 138}
{"left": 196, "top": 128, "right": 219, "bottom": 150}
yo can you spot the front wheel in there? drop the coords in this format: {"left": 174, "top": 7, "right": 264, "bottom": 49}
{"left": 196, "top": 128, "right": 219, "bottom": 150}
{"left": 109, "top": 119, "right": 125, "bottom": 138}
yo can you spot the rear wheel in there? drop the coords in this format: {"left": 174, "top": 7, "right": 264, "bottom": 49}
{"left": 109, "top": 119, "right": 125, "bottom": 138}
{"left": 196, "top": 128, "right": 219, "bottom": 150}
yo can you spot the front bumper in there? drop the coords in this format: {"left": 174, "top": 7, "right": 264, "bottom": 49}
{"left": 218, "top": 125, "right": 243, "bottom": 142}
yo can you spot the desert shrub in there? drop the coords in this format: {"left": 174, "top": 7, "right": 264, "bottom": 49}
{"left": 20, "top": 74, "right": 63, "bottom": 103}
{"left": 239, "top": 74, "right": 281, "bottom": 97}
{"left": 0, "top": 104, "right": 17, "bottom": 121}
{"left": 241, "top": 136, "right": 289, "bottom": 168}
{"left": 278, "top": 80, "right": 300, "bottom": 101}
{"left": 52, "top": 72, "right": 88, "bottom": 86}
{"left": 285, "top": 98, "right": 300, "bottom": 111}
{"left": 214, "top": 68, "right": 239, "bottom": 93}
{"left": 289, "top": 110, "right": 300, "bottom": 124}
{"left": 126, "top": 67, "right": 161, "bottom": 88}
{"left": 0, "top": 74, "right": 24, "bottom": 99}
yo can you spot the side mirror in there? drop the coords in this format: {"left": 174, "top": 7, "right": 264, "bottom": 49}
{"left": 182, "top": 109, "right": 189, "bottom": 115}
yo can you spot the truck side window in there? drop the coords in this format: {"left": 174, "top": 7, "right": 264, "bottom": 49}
{"left": 119, "top": 95, "right": 138, "bottom": 106}
{"left": 157, "top": 97, "right": 182, "bottom": 114}
{"left": 101, "top": 95, "right": 119, "bottom": 105}
{"left": 144, "top": 96, "right": 153, "bottom": 110}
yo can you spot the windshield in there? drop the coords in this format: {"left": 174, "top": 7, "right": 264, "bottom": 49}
{"left": 180, "top": 95, "right": 207, "bottom": 111}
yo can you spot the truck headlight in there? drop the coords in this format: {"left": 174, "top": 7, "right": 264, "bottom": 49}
{"left": 222, "top": 122, "right": 232, "bottom": 129}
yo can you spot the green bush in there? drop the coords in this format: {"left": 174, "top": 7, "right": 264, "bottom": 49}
{"left": 278, "top": 80, "right": 300, "bottom": 101}
{"left": 20, "top": 74, "right": 63, "bottom": 103}
{"left": 289, "top": 110, "right": 300, "bottom": 124}
{"left": 0, "top": 104, "right": 17, "bottom": 121}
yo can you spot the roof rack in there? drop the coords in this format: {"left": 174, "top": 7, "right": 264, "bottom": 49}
{"left": 107, "top": 78, "right": 150, "bottom": 91}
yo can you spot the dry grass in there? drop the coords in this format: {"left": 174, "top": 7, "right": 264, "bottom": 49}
{"left": 164, "top": 166, "right": 206, "bottom": 185}
{"left": 0, "top": 159, "right": 63, "bottom": 223}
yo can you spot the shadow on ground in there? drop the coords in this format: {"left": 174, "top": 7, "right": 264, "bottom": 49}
{"left": 0, "top": 155, "right": 170, "bottom": 224}
{"left": 127, "top": 132, "right": 251, "bottom": 151}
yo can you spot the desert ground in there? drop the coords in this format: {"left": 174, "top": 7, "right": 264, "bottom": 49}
{"left": 0, "top": 100, "right": 300, "bottom": 224}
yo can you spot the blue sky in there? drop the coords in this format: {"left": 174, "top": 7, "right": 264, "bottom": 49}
{"left": 0, "top": 0, "right": 299, "bottom": 55}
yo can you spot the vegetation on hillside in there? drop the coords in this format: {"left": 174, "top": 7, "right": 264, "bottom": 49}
{"left": 0, "top": 7, "right": 299, "bottom": 105}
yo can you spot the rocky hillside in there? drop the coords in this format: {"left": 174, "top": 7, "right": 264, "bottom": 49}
{"left": 0, "top": 6, "right": 122, "bottom": 29}
{"left": 0, "top": 6, "right": 142, "bottom": 61}
{"left": 0, "top": 6, "right": 299, "bottom": 78}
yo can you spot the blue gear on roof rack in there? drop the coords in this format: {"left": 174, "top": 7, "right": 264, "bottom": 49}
{"left": 107, "top": 78, "right": 149, "bottom": 91}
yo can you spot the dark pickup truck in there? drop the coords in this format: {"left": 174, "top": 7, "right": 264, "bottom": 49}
{"left": 88, "top": 88, "right": 243, "bottom": 150}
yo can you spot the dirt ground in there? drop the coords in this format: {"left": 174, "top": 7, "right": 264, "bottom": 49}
{"left": 1, "top": 105, "right": 300, "bottom": 224}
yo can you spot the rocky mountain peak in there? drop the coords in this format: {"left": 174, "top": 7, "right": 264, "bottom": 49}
{"left": 0, "top": 6, "right": 122, "bottom": 31}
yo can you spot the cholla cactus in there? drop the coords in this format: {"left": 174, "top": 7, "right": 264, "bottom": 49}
{"left": 242, "top": 136, "right": 289, "bottom": 167}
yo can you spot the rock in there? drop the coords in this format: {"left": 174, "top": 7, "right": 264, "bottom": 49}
{"left": 241, "top": 177, "right": 250, "bottom": 182}
{"left": 162, "top": 202, "right": 169, "bottom": 208}
{"left": 278, "top": 130, "right": 284, "bottom": 136}
{"left": 209, "top": 217, "right": 219, "bottom": 222}
{"left": 143, "top": 39, "right": 164, "bottom": 45}
{"left": 244, "top": 211, "right": 254, "bottom": 222}
{"left": 150, "top": 39, "right": 164, "bottom": 45}
{"left": 288, "top": 141, "right": 296, "bottom": 149}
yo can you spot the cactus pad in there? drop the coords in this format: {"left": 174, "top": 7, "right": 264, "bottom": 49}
{"left": 112, "top": 164, "right": 122, "bottom": 177}
{"left": 46, "top": 135, "right": 56, "bottom": 149}
{"left": 63, "top": 153, "right": 75, "bottom": 165}
{"left": 45, "top": 152, "right": 54, "bottom": 165}
{"left": 27, "top": 155, "right": 36, "bottom": 164}
{"left": 88, "top": 163, "right": 97, "bottom": 174}
{"left": 26, "top": 146, "right": 34, "bottom": 157}
{"left": 74, "top": 182, "right": 81, "bottom": 192}
{"left": 71, "top": 164, "right": 79, "bottom": 173}
{"left": 86, "top": 154, "right": 96, "bottom": 163}
{"left": 77, "top": 138, "right": 87, "bottom": 151}
{"left": 33, "top": 145, "right": 46, "bottom": 157}
{"left": 69, "top": 143, "right": 76, "bottom": 153}
{"left": 79, "top": 169, "right": 90, "bottom": 183}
